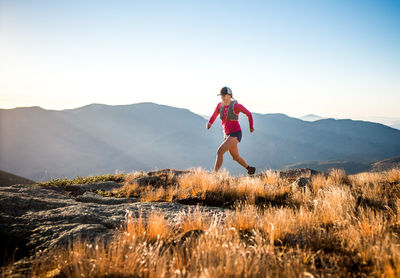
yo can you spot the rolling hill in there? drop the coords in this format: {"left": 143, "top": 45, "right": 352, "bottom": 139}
{"left": 1, "top": 102, "right": 400, "bottom": 180}
{"left": 0, "top": 169, "right": 35, "bottom": 186}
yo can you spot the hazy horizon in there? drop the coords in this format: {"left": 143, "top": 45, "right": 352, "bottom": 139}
{"left": 1, "top": 0, "right": 399, "bottom": 120}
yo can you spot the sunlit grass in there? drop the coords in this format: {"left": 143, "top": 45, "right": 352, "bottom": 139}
{"left": 34, "top": 173, "right": 128, "bottom": 187}
{"left": 7, "top": 167, "right": 400, "bottom": 277}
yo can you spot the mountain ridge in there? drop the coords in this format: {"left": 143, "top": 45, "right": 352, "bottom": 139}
{"left": 1, "top": 102, "right": 399, "bottom": 180}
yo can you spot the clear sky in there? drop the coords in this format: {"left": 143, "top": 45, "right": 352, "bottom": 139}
{"left": 1, "top": 0, "right": 399, "bottom": 120}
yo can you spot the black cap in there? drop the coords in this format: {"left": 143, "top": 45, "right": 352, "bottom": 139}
{"left": 217, "top": 86, "right": 233, "bottom": 96}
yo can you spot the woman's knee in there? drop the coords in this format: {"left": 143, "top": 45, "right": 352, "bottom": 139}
{"left": 217, "top": 148, "right": 225, "bottom": 156}
{"left": 231, "top": 153, "right": 241, "bottom": 161}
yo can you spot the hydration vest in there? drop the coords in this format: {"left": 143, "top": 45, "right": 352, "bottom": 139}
{"left": 219, "top": 100, "right": 239, "bottom": 121}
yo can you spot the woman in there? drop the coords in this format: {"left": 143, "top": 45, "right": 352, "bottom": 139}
{"left": 206, "top": 86, "right": 256, "bottom": 175}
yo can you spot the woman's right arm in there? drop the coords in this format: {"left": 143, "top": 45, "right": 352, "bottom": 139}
{"left": 206, "top": 103, "right": 221, "bottom": 129}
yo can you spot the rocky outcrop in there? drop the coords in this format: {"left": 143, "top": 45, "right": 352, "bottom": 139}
{"left": 0, "top": 170, "right": 225, "bottom": 276}
{"left": 136, "top": 168, "right": 191, "bottom": 187}
{"left": 275, "top": 168, "right": 323, "bottom": 181}
{"left": 253, "top": 168, "right": 323, "bottom": 180}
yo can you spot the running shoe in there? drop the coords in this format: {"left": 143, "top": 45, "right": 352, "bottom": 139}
{"left": 246, "top": 166, "right": 256, "bottom": 175}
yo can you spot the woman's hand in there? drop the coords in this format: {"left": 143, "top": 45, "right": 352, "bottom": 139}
{"left": 206, "top": 122, "right": 212, "bottom": 129}
{"left": 250, "top": 127, "right": 255, "bottom": 133}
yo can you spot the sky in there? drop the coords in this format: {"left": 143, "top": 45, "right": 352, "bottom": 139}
{"left": 1, "top": 0, "right": 399, "bottom": 121}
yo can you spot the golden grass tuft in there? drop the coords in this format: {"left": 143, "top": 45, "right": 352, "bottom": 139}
{"left": 177, "top": 167, "right": 226, "bottom": 196}
{"left": 261, "top": 169, "right": 283, "bottom": 186}
{"left": 327, "top": 168, "right": 351, "bottom": 186}
{"left": 311, "top": 173, "right": 327, "bottom": 193}
{"left": 386, "top": 168, "right": 400, "bottom": 184}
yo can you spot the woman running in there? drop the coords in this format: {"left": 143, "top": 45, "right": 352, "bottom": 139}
{"left": 206, "top": 86, "right": 256, "bottom": 175}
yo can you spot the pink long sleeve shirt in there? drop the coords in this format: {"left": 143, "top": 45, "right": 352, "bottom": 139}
{"left": 208, "top": 101, "right": 254, "bottom": 134}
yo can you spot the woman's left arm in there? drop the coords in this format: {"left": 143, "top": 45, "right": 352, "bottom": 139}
{"left": 235, "top": 103, "right": 254, "bottom": 132}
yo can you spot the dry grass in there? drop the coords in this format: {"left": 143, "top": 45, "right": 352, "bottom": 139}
{"left": 7, "top": 167, "right": 400, "bottom": 277}
{"left": 115, "top": 167, "right": 301, "bottom": 208}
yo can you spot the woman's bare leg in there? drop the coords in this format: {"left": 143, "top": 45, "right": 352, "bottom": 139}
{"left": 229, "top": 142, "right": 249, "bottom": 168}
{"left": 214, "top": 136, "right": 238, "bottom": 172}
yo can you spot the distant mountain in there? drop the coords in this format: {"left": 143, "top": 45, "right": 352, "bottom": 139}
{"left": 371, "top": 156, "right": 400, "bottom": 172}
{"left": 299, "top": 114, "right": 400, "bottom": 130}
{"left": 300, "top": 114, "right": 326, "bottom": 122}
{"left": 284, "top": 160, "right": 372, "bottom": 174}
{"left": 1, "top": 102, "right": 400, "bottom": 180}
{"left": 359, "top": 116, "right": 400, "bottom": 131}
{"left": 197, "top": 113, "right": 210, "bottom": 120}
{"left": 0, "top": 103, "right": 221, "bottom": 180}
{"left": 285, "top": 156, "right": 400, "bottom": 174}
{"left": 0, "top": 169, "right": 35, "bottom": 186}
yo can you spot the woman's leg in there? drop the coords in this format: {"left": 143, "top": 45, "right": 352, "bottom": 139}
{"left": 214, "top": 136, "right": 238, "bottom": 172}
{"left": 229, "top": 141, "right": 249, "bottom": 168}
